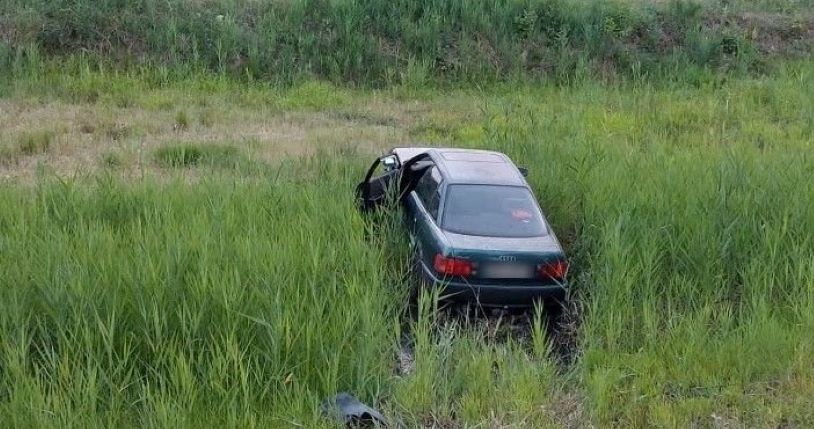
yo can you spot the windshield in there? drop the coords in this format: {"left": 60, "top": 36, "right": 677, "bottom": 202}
{"left": 441, "top": 185, "right": 548, "bottom": 237}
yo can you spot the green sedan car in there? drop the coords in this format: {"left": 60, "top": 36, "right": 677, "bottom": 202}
{"left": 357, "top": 147, "right": 568, "bottom": 308}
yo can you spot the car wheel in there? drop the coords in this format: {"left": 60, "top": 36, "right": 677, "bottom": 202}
{"left": 544, "top": 298, "right": 564, "bottom": 319}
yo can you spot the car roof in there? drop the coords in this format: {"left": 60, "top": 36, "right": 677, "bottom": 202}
{"left": 401, "top": 147, "right": 526, "bottom": 186}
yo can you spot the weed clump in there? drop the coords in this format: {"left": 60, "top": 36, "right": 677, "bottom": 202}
{"left": 174, "top": 110, "right": 190, "bottom": 131}
{"left": 104, "top": 123, "right": 132, "bottom": 141}
{"left": 101, "top": 152, "right": 123, "bottom": 168}
{"left": 0, "top": 145, "right": 18, "bottom": 164}
{"left": 18, "top": 131, "right": 54, "bottom": 155}
{"left": 154, "top": 143, "right": 241, "bottom": 168}
{"left": 199, "top": 109, "right": 216, "bottom": 127}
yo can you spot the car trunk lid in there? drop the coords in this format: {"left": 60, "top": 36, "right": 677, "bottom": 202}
{"left": 440, "top": 231, "right": 566, "bottom": 283}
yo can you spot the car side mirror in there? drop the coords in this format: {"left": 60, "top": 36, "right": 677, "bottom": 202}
{"left": 518, "top": 166, "right": 529, "bottom": 177}
{"left": 381, "top": 155, "right": 399, "bottom": 170}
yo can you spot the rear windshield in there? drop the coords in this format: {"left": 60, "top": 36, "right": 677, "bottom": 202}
{"left": 441, "top": 185, "right": 548, "bottom": 237}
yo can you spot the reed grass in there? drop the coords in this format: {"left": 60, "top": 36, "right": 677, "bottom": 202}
{"left": 3, "top": 0, "right": 809, "bottom": 86}
{"left": 0, "top": 54, "right": 812, "bottom": 428}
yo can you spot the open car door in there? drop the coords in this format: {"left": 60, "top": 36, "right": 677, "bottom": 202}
{"left": 355, "top": 149, "right": 435, "bottom": 212}
{"left": 355, "top": 154, "right": 401, "bottom": 212}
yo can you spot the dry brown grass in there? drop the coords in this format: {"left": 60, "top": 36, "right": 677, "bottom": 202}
{"left": 0, "top": 93, "right": 477, "bottom": 182}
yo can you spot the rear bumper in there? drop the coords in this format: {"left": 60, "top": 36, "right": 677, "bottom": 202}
{"left": 418, "top": 263, "right": 566, "bottom": 307}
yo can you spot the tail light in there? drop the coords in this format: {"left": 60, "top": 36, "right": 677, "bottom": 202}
{"left": 434, "top": 254, "right": 473, "bottom": 277}
{"left": 539, "top": 260, "right": 568, "bottom": 281}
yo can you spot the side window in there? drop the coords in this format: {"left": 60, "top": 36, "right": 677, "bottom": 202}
{"left": 415, "top": 167, "right": 441, "bottom": 220}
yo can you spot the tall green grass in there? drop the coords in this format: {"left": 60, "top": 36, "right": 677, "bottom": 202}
{"left": 0, "top": 165, "right": 408, "bottom": 426}
{"left": 2, "top": 0, "right": 804, "bottom": 85}
{"left": 450, "top": 63, "right": 814, "bottom": 426}
{"left": 1, "top": 63, "right": 813, "bottom": 426}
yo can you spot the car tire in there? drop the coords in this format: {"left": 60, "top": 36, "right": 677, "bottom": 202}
{"left": 542, "top": 295, "right": 566, "bottom": 321}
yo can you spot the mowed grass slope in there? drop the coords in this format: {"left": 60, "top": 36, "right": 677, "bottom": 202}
{"left": 1, "top": 63, "right": 813, "bottom": 427}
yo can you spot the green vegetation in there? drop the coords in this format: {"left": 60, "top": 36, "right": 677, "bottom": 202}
{"left": 174, "top": 110, "right": 191, "bottom": 131}
{"left": 1, "top": 60, "right": 813, "bottom": 426}
{"left": 0, "top": 172, "right": 402, "bottom": 427}
{"left": 1, "top": 0, "right": 813, "bottom": 427}
{"left": 100, "top": 151, "right": 123, "bottom": 168}
{"left": 1, "top": 0, "right": 812, "bottom": 85}
{"left": 17, "top": 131, "right": 54, "bottom": 155}
{"left": 154, "top": 143, "right": 243, "bottom": 168}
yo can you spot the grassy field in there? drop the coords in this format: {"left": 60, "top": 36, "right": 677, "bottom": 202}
{"left": 2, "top": 0, "right": 812, "bottom": 85}
{"left": 1, "top": 58, "right": 813, "bottom": 427}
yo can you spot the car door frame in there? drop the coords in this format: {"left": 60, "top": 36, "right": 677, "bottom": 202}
{"left": 405, "top": 163, "right": 448, "bottom": 273}
{"left": 356, "top": 152, "right": 402, "bottom": 211}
